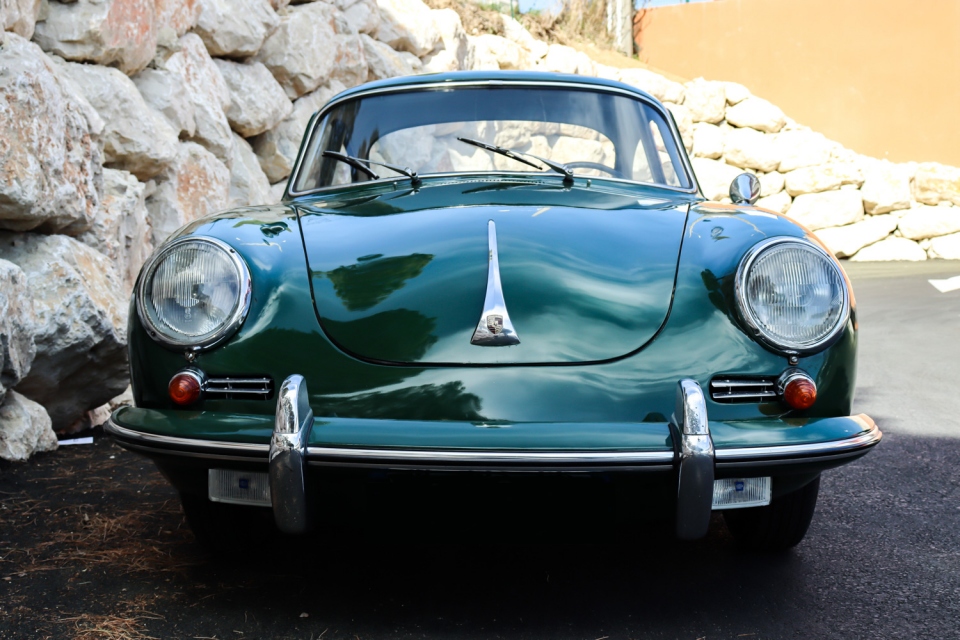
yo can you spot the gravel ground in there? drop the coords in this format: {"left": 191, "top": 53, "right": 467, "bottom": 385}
{"left": 1, "top": 260, "right": 959, "bottom": 640}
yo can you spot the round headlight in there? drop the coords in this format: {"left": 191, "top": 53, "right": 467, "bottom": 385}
{"left": 735, "top": 237, "right": 849, "bottom": 353}
{"left": 137, "top": 237, "right": 251, "bottom": 351}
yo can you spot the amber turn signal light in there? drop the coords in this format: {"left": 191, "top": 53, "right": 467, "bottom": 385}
{"left": 780, "top": 371, "right": 817, "bottom": 410}
{"left": 169, "top": 370, "right": 203, "bottom": 406}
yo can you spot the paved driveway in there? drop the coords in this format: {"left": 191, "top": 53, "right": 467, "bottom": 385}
{"left": 1, "top": 260, "right": 959, "bottom": 639}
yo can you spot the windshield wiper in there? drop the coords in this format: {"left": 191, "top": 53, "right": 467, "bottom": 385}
{"left": 322, "top": 151, "right": 421, "bottom": 187}
{"left": 457, "top": 136, "right": 575, "bottom": 186}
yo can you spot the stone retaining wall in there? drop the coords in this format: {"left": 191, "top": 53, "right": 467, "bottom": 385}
{"left": 1, "top": 0, "right": 958, "bottom": 458}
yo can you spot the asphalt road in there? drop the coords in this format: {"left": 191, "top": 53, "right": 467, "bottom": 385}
{"left": 2, "top": 260, "right": 959, "bottom": 639}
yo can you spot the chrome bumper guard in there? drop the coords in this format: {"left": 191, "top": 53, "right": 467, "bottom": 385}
{"left": 673, "top": 379, "right": 714, "bottom": 541}
{"left": 269, "top": 374, "right": 314, "bottom": 534}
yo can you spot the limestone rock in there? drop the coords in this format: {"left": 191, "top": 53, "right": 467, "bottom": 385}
{"left": 0, "top": 259, "right": 36, "bottom": 405}
{"left": 914, "top": 162, "right": 960, "bottom": 206}
{"left": 775, "top": 130, "right": 835, "bottom": 173}
{"left": 192, "top": 0, "right": 278, "bottom": 58}
{"left": 57, "top": 59, "right": 178, "bottom": 180}
{"left": 682, "top": 78, "right": 725, "bottom": 124}
{"left": 252, "top": 80, "right": 345, "bottom": 183}
{"left": 156, "top": 0, "right": 201, "bottom": 36}
{"left": 787, "top": 190, "right": 864, "bottom": 231}
{"left": 692, "top": 123, "right": 724, "bottom": 159}
{"left": 145, "top": 141, "right": 230, "bottom": 246}
{"left": 755, "top": 190, "right": 791, "bottom": 214}
{"left": 269, "top": 181, "right": 287, "bottom": 204}
{"left": 422, "top": 48, "right": 458, "bottom": 73}
{"left": 472, "top": 34, "right": 528, "bottom": 71}
{"left": 213, "top": 58, "right": 292, "bottom": 137}
{"left": 0, "top": 34, "right": 102, "bottom": 234}
{"left": 691, "top": 157, "right": 741, "bottom": 202}
{"left": 501, "top": 14, "right": 546, "bottom": 60}
{"left": 723, "top": 81, "right": 750, "bottom": 105}
{"left": 77, "top": 168, "right": 152, "bottom": 295}
{"left": 427, "top": 8, "right": 469, "bottom": 69}
{"left": 331, "top": 32, "right": 368, "bottom": 88}
{"left": 594, "top": 63, "right": 619, "bottom": 81}
{"left": 362, "top": 33, "right": 419, "bottom": 81}
{"left": 33, "top": 0, "right": 158, "bottom": 75}
{"left": 814, "top": 214, "right": 899, "bottom": 258}
{"left": 2, "top": 0, "right": 41, "bottom": 38}
{"left": 573, "top": 51, "right": 596, "bottom": 76}
{"left": 851, "top": 236, "right": 926, "bottom": 262}
{"left": 538, "top": 43, "right": 578, "bottom": 74}
{"left": 376, "top": 0, "right": 440, "bottom": 57}
{"left": 177, "top": 33, "right": 233, "bottom": 163}
{"left": 334, "top": 0, "right": 380, "bottom": 35}
{"left": 723, "top": 127, "right": 779, "bottom": 172}
{"left": 665, "top": 102, "right": 693, "bottom": 153}
{"left": 0, "top": 233, "right": 128, "bottom": 432}
{"left": 255, "top": 2, "right": 338, "bottom": 99}
{"left": 860, "top": 162, "right": 913, "bottom": 214}
{"left": 928, "top": 231, "right": 960, "bottom": 259}
{"left": 725, "top": 96, "right": 786, "bottom": 133}
{"left": 228, "top": 134, "right": 273, "bottom": 208}
{"left": 758, "top": 170, "right": 784, "bottom": 197}
{"left": 618, "top": 67, "right": 684, "bottom": 104}
{"left": 898, "top": 205, "right": 960, "bottom": 241}
{"left": 784, "top": 162, "right": 864, "bottom": 197}
{"left": 0, "top": 391, "right": 56, "bottom": 462}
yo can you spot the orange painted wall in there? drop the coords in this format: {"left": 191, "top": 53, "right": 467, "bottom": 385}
{"left": 637, "top": 0, "right": 960, "bottom": 167}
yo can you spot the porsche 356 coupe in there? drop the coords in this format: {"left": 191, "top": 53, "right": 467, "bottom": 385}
{"left": 107, "top": 71, "right": 881, "bottom": 551}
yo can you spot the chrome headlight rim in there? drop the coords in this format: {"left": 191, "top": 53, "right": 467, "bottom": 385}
{"left": 734, "top": 236, "right": 850, "bottom": 355}
{"left": 136, "top": 236, "right": 252, "bottom": 352}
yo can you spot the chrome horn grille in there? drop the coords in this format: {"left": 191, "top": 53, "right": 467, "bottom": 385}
{"left": 709, "top": 377, "right": 778, "bottom": 403}
{"left": 205, "top": 376, "right": 274, "bottom": 401}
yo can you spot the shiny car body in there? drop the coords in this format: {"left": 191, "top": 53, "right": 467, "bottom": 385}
{"left": 108, "top": 71, "right": 880, "bottom": 551}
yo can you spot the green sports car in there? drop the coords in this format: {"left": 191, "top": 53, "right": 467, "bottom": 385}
{"left": 107, "top": 71, "right": 881, "bottom": 551}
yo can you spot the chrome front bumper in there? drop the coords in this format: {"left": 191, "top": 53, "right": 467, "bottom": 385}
{"left": 106, "top": 375, "right": 882, "bottom": 539}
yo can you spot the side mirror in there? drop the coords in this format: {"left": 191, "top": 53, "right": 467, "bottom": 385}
{"left": 729, "top": 173, "right": 761, "bottom": 205}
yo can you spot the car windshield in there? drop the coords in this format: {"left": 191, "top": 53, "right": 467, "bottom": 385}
{"left": 292, "top": 84, "right": 692, "bottom": 194}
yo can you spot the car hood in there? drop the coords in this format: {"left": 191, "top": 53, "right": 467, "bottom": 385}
{"left": 298, "top": 179, "right": 691, "bottom": 365}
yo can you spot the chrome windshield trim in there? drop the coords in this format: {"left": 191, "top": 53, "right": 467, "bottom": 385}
{"left": 715, "top": 415, "right": 881, "bottom": 461}
{"left": 105, "top": 419, "right": 269, "bottom": 455}
{"left": 470, "top": 220, "right": 520, "bottom": 346}
{"left": 287, "top": 78, "right": 698, "bottom": 198}
{"left": 305, "top": 447, "right": 675, "bottom": 464}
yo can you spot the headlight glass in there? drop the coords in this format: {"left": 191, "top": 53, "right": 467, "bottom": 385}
{"left": 736, "top": 238, "right": 848, "bottom": 352}
{"left": 138, "top": 237, "right": 250, "bottom": 350}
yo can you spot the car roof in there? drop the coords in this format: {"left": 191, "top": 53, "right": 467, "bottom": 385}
{"left": 331, "top": 70, "right": 662, "bottom": 107}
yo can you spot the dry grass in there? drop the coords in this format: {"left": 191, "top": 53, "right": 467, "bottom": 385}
{"left": 61, "top": 595, "right": 165, "bottom": 640}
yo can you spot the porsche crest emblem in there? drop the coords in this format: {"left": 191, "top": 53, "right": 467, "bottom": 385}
{"left": 486, "top": 314, "right": 504, "bottom": 335}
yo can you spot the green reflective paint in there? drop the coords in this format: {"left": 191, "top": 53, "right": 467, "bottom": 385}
{"left": 300, "top": 180, "right": 689, "bottom": 364}
{"left": 127, "top": 182, "right": 857, "bottom": 432}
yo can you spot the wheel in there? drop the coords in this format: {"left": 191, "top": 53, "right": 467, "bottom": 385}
{"left": 723, "top": 476, "right": 820, "bottom": 552}
{"left": 179, "top": 493, "right": 276, "bottom": 556}
{"left": 563, "top": 161, "right": 627, "bottom": 179}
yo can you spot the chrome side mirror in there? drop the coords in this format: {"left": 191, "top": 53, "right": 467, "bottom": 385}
{"left": 729, "top": 173, "right": 761, "bottom": 205}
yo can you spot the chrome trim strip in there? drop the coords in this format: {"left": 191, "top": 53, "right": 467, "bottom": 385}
{"left": 716, "top": 415, "right": 882, "bottom": 461}
{"left": 470, "top": 220, "right": 521, "bottom": 346}
{"left": 104, "top": 419, "right": 269, "bottom": 455}
{"left": 269, "top": 375, "right": 314, "bottom": 534}
{"left": 287, "top": 78, "right": 698, "bottom": 198}
{"left": 207, "top": 378, "right": 273, "bottom": 385}
{"left": 206, "top": 388, "right": 271, "bottom": 396}
{"left": 305, "top": 447, "right": 674, "bottom": 463}
{"left": 734, "top": 236, "right": 851, "bottom": 356}
{"left": 136, "top": 236, "right": 253, "bottom": 353}
{"left": 673, "top": 379, "right": 715, "bottom": 541}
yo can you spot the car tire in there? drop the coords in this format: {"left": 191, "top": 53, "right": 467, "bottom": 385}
{"left": 722, "top": 476, "right": 820, "bottom": 552}
{"left": 179, "top": 493, "right": 276, "bottom": 556}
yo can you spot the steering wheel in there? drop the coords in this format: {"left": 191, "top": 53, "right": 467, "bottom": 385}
{"left": 562, "top": 161, "right": 627, "bottom": 180}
